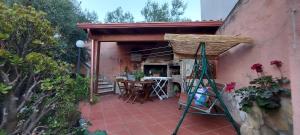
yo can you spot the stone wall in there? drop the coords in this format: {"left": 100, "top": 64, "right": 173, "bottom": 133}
{"left": 239, "top": 97, "right": 293, "bottom": 135}
{"left": 216, "top": 0, "right": 298, "bottom": 134}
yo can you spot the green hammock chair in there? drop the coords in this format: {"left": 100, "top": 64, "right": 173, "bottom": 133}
{"left": 172, "top": 42, "right": 240, "bottom": 135}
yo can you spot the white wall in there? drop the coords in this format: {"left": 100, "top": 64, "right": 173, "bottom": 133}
{"left": 201, "top": 0, "right": 238, "bottom": 21}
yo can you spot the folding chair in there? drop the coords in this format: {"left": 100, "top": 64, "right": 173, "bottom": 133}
{"left": 125, "top": 81, "right": 144, "bottom": 104}
{"left": 116, "top": 78, "right": 127, "bottom": 99}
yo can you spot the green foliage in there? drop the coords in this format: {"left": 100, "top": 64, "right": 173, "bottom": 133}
{"left": 0, "top": 3, "right": 12, "bottom": 40}
{"left": 235, "top": 76, "right": 290, "bottom": 112}
{"left": 0, "top": 49, "right": 23, "bottom": 66}
{"left": 44, "top": 99, "right": 81, "bottom": 134}
{"left": 29, "top": 0, "right": 97, "bottom": 64}
{"left": 26, "top": 52, "right": 61, "bottom": 74}
{"left": 133, "top": 70, "right": 144, "bottom": 81}
{"left": 0, "top": 129, "right": 7, "bottom": 135}
{"left": 73, "top": 75, "right": 90, "bottom": 101}
{"left": 141, "top": 0, "right": 189, "bottom": 22}
{"left": 0, "top": 83, "right": 11, "bottom": 94}
{"left": 105, "top": 7, "right": 134, "bottom": 23}
{"left": 91, "top": 95, "right": 100, "bottom": 105}
{"left": 170, "top": 0, "right": 187, "bottom": 21}
{"left": 39, "top": 75, "right": 89, "bottom": 133}
{"left": 105, "top": 0, "right": 189, "bottom": 22}
{"left": 3, "top": 0, "right": 97, "bottom": 64}
{"left": 141, "top": 0, "right": 170, "bottom": 22}
{"left": 173, "top": 84, "right": 180, "bottom": 93}
{"left": 41, "top": 75, "right": 89, "bottom": 134}
{"left": 0, "top": 2, "right": 56, "bottom": 57}
{"left": 0, "top": 2, "right": 90, "bottom": 134}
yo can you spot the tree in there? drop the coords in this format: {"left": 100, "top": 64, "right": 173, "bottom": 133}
{"left": 170, "top": 0, "right": 187, "bottom": 21}
{"left": 0, "top": 3, "right": 89, "bottom": 134}
{"left": 141, "top": 1, "right": 169, "bottom": 22}
{"left": 141, "top": 0, "right": 189, "bottom": 22}
{"left": 3, "top": 0, "right": 98, "bottom": 64}
{"left": 105, "top": 7, "right": 134, "bottom": 23}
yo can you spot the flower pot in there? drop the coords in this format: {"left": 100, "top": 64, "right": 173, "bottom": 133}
{"left": 153, "top": 73, "right": 160, "bottom": 77}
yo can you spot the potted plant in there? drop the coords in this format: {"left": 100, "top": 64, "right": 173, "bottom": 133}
{"left": 133, "top": 70, "right": 144, "bottom": 81}
{"left": 232, "top": 61, "right": 293, "bottom": 135}
{"left": 173, "top": 84, "right": 181, "bottom": 98}
{"left": 234, "top": 61, "right": 290, "bottom": 113}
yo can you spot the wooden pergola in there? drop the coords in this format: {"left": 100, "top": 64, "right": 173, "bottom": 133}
{"left": 86, "top": 33, "right": 252, "bottom": 102}
{"left": 87, "top": 33, "right": 252, "bottom": 102}
{"left": 77, "top": 22, "right": 223, "bottom": 102}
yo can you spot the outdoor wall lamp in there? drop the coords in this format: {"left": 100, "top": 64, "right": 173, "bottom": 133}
{"left": 76, "top": 40, "right": 85, "bottom": 74}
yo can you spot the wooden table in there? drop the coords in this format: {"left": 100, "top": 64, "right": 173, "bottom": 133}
{"left": 137, "top": 80, "right": 154, "bottom": 103}
{"left": 124, "top": 80, "right": 154, "bottom": 104}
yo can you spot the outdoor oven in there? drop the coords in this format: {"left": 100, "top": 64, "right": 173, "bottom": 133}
{"left": 141, "top": 60, "right": 184, "bottom": 97}
{"left": 143, "top": 64, "right": 168, "bottom": 77}
{"left": 141, "top": 57, "right": 176, "bottom": 97}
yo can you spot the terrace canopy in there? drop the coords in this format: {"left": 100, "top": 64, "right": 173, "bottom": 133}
{"left": 77, "top": 21, "right": 223, "bottom": 102}
{"left": 164, "top": 34, "right": 253, "bottom": 60}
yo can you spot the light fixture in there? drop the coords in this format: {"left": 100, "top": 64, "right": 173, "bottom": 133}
{"left": 76, "top": 40, "right": 85, "bottom": 48}
{"left": 76, "top": 40, "right": 85, "bottom": 75}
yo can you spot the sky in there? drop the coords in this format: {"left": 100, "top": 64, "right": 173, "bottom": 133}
{"left": 79, "top": 0, "right": 201, "bottom": 22}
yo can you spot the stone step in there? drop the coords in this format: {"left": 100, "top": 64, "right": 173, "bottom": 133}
{"left": 97, "top": 88, "right": 114, "bottom": 94}
{"left": 98, "top": 85, "right": 113, "bottom": 89}
{"left": 98, "top": 81, "right": 110, "bottom": 85}
{"left": 98, "top": 79, "right": 105, "bottom": 82}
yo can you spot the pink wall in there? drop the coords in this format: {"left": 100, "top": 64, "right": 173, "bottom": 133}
{"left": 98, "top": 42, "right": 164, "bottom": 80}
{"left": 216, "top": 0, "right": 299, "bottom": 133}
{"left": 98, "top": 42, "right": 121, "bottom": 80}
{"left": 289, "top": 0, "right": 300, "bottom": 134}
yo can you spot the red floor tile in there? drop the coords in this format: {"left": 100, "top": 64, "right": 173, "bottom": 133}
{"left": 106, "top": 122, "right": 126, "bottom": 133}
{"left": 90, "top": 119, "right": 106, "bottom": 130}
{"left": 177, "top": 127, "right": 197, "bottom": 135}
{"left": 146, "top": 124, "right": 171, "bottom": 135}
{"left": 80, "top": 94, "right": 237, "bottom": 135}
{"left": 129, "top": 128, "right": 152, "bottom": 135}
{"left": 109, "top": 129, "right": 131, "bottom": 135}
{"left": 212, "top": 126, "right": 237, "bottom": 135}
{"left": 158, "top": 119, "right": 180, "bottom": 133}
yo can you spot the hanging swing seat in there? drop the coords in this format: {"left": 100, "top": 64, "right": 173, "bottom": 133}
{"left": 164, "top": 34, "right": 253, "bottom": 135}
{"left": 178, "top": 82, "right": 226, "bottom": 115}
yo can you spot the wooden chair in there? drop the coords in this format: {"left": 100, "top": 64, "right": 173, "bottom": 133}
{"left": 132, "top": 83, "right": 145, "bottom": 104}
{"left": 125, "top": 81, "right": 135, "bottom": 103}
{"left": 126, "top": 81, "right": 145, "bottom": 104}
{"left": 116, "top": 78, "right": 127, "bottom": 99}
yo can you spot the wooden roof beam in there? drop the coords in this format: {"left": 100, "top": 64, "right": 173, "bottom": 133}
{"left": 92, "top": 34, "right": 164, "bottom": 42}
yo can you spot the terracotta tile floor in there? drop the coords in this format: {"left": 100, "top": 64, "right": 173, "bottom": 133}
{"left": 79, "top": 94, "right": 237, "bottom": 135}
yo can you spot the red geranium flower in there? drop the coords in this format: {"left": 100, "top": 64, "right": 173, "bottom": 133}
{"left": 271, "top": 60, "right": 282, "bottom": 68}
{"left": 225, "top": 82, "right": 236, "bottom": 93}
{"left": 251, "top": 63, "right": 263, "bottom": 73}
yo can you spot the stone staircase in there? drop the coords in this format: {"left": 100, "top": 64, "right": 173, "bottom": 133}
{"left": 97, "top": 76, "right": 114, "bottom": 94}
